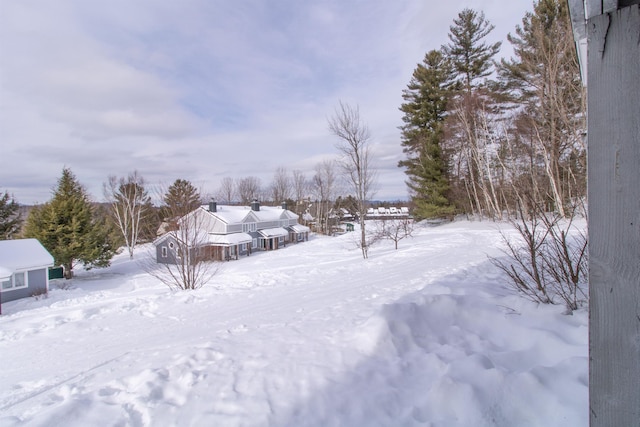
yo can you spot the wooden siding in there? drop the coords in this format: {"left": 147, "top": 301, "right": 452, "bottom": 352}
{"left": 587, "top": 5, "right": 640, "bottom": 426}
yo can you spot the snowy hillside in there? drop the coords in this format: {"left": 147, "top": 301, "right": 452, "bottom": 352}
{"left": 0, "top": 221, "right": 588, "bottom": 427}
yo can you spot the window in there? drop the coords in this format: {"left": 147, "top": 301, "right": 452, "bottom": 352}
{"left": 252, "top": 238, "right": 258, "bottom": 249}
{"left": 278, "top": 236, "right": 284, "bottom": 243}
{"left": 241, "top": 243, "right": 246, "bottom": 251}
{"left": 161, "top": 247, "right": 168, "bottom": 258}
{"left": 169, "top": 242, "right": 175, "bottom": 249}
{"left": 243, "top": 223, "right": 257, "bottom": 233}
{"left": 2, "top": 272, "right": 27, "bottom": 291}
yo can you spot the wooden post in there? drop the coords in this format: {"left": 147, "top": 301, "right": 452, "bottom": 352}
{"left": 587, "top": 5, "right": 640, "bottom": 426}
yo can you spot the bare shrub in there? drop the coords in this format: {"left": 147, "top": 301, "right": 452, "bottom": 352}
{"left": 375, "top": 218, "right": 415, "bottom": 250}
{"left": 143, "top": 208, "right": 221, "bottom": 291}
{"left": 491, "top": 201, "right": 588, "bottom": 311}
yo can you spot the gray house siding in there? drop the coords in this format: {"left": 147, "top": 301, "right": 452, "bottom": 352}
{"left": 2, "top": 268, "right": 48, "bottom": 303}
{"left": 585, "top": 5, "right": 640, "bottom": 426}
{"left": 156, "top": 236, "right": 179, "bottom": 265}
{"left": 227, "top": 224, "right": 242, "bottom": 233}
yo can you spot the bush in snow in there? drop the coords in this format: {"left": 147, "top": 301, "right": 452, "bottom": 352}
{"left": 491, "top": 201, "right": 588, "bottom": 311}
{"left": 374, "top": 218, "right": 415, "bottom": 250}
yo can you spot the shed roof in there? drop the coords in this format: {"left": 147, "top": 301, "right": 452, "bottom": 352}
{"left": 0, "top": 239, "right": 55, "bottom": 273}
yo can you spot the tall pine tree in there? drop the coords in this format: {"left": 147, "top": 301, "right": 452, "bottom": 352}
{"left": 443, "top": 9, "right": 501, "bottom": 95}
{"left": 24, "top": 168, "right": 114, "bottom": 278}
{"left": 399, "top": 49, "right": 455, "bottom": 219}
{"left": 163, "top": 179, "right": 201, "bottom": 219}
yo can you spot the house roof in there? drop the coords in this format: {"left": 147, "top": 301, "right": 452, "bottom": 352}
{"left": 0, "top": 239, "right": 55, "bottom": 273}
{"left": 0, "top": 266, "right": 12, "bottom": 281}
{"left": 203, "top": 205, "right": 252, "bottom": 224}
{"left": 258, "top": 227, "right": 289, "bottom": 238}
{"left": 203, "top": 204, "right": 298, "bottom": 224}
{"left": 208, "top": 233, "right": 253, "bottom": 246}
{"left": 289, "top": 224, "right": 310, "bottom": 233}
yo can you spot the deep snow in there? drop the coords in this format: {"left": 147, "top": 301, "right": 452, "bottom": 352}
{"left": 0, "top": 221, "right": 588, "bottom": 427}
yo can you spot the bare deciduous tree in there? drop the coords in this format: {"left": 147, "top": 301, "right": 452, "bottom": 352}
{"left": 104, "top": 171, "right": 150, "bottom": 260}
{"left": 329, "top": 101, "right": 377, "bottom": 258}
{"left": 292, "top": 170, "right": 308, "bottom": 203}
{"left": 270, "top": 167, "right": 292, "bottom": 204}
{"left": 144, "top": 207, "right": 220, "bottom": 291}
{"left": 376, "top": 218, "right": 415, "bottom": 250}
{"left": 310, "top": 159, "right": 339, "bottom": 235}
{"left": 498, "top": 0, "right": 585, "bottom": 217}
{"left": 237, "top": 176, "right": 262, "bottom": 205}
{"left": 144, "top": 183, "right": 219, "bottom": 291}
{"left": 217, "top": 177, "right": 236, "bottom": 204}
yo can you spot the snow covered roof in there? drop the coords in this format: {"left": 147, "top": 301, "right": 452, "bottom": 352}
{"left": 258, "top": 227, "right": 289, "bottom": 238}
{"left": 203, "top": 205, "right": 252, "bottom": 224}
{"left": 0, "top": 239, "right": 54, "bottom": 273}
{"left": 250, "top": 206, "right": 288, "bottom": 222}
{"left": 288, "top": 224, "right": 310, "bottom": 233}
{"left": 0, "top": 266, "right": 12, "bottom": 280}
{"left": 203, "top": 204, "right": 295, "bottom": 224}
{"left": 208, "top": 233, "right": 253, "bottom": 246}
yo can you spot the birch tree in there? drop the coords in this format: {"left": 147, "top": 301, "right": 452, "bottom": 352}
{"left": 310, "top": 159, "right": 338, "bottom": 235}
{"left": 329, "top": 101, "right": 377, "bottom": 258}
{"left": 104, "top": 171, "right": 151, "bottom": 260}
{"left": 498, "top": 0, "right": 585, "bottom": 216}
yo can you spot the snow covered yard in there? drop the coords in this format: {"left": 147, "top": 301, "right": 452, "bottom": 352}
{"left": 0, "top": 221, "right": 588, "bottom": 427}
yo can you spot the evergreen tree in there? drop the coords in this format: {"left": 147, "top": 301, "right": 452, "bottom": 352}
{"left": 497, "top": 0, "right": 585, "bottom": 216}
{"left": 0, "top": 191, "right": 22, "bottom": 239}
{"left": 443, "top": 8, "right": 501, "bottom": 95}
{"left": 398, "top": 49, "right": 455, "bottom": 219}
{"left": 163, "top": 179, "right": 201, "bottom": 218}
{"left": 24, "top": 168, "right": 114, "bottom": 278}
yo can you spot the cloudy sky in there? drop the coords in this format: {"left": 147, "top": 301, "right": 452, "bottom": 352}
{"left": 1, "top": 0, "right": 533, "bottom": 205}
